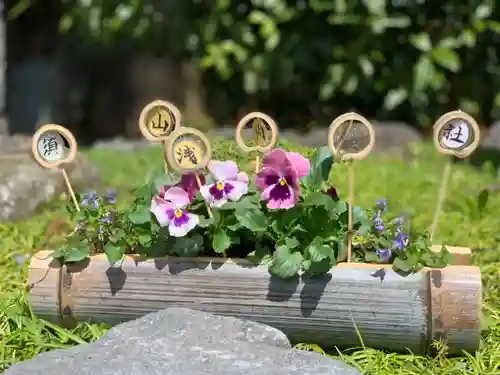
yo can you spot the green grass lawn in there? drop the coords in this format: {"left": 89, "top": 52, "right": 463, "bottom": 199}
{"left": 0, "top": 139, "right": 499, "bottom": 374}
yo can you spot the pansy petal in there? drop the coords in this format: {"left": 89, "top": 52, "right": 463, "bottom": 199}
{"left": 150, "top": 198, "right": 172, "bottom": 227}
{"left": 260, "top": 185, "right": 274, "bottom": 201}
{"left": 254, "top": 167, "right": 279, "bottom": 191}
{"left": 163, "top": 186, "right": 190, "bottom": 207}
{"left": 212, "top": 197, "right": 229, "bottom": 208}
{"left": 286, "top": 152, "right": 310, "bottom": 178}
{"left": 237, "top": 172, "right": 249, "bottom": 183}
{"left": 168, "top": 213, "right": 199, "bottom": 237}
{"left": 227, "top": 180, "right": 248, "bottom": 202}
{"left": 208, "top": 160, "right": 239, "bottom": 181}
{"left": 283, "top": 166, "right": 299, "bottom": 189}
{"left": 200, "top": 184, "right": 215, "bottom": 205}
{"left": 261, "top": 148, "right": 291, "bottom": 173}
{"left": 267, "top": 188, "right": 296, "bottom": 210}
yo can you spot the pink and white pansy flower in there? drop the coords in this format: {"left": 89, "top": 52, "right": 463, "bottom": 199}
{"left": 200, "top": 160, "right": 249, "bottom": 207}
{"left": 150, "top": 187, "right": 199, "bottom": 237}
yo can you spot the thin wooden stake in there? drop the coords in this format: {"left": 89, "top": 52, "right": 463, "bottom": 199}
{"left": 430, "top": 159, "right": 452, "bottom": 243}
{"left": 195, "top": 173, "right": 212, "bottom": 218}
{"left": 162, "top": 142, "right": 169, "bottom": 174}
{"left": 346, "top": 161, "right": 354, "bottom": 263}
{"left": 61, "top": 168, "right": 80, "bottom": 212}
{"left": 255, "top": 154, "right": 261, "bottom": 174}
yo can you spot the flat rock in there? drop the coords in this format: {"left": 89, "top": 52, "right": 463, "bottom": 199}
{"left": 0, "top": 152, "right": 100, "bottom": 221}
{"left": 4, "top": 308, "right": 362, "bottom": 375}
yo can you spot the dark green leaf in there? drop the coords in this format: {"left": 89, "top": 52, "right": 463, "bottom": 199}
{"left": 432, "top": 48, "right": 461, "bottom": 72}
{"left": 212, "top": 229, "right": 231, "bottom": 253}
{"left": 409, "top": 33, "right": 432, "bottom": 52}
{"left": 65, "top": 247, "right": 90, "bottom": 263}
{"left": 477, "top": 189, "right": 489, "bottom": 216}
{"left": 301, "top": 192, "right": 333, "bottom": 207}
{"left": 235, "top": 210, "right": 269, "bottom": 232}
{"left": 306, "top": 237, "right": 334, "bottom": 262}
{"left": 104, "top": 244, "right": 124, "bottom": 265}
{"left": 198, "top": 215, "right": 214, "bottom": 228}
{"left": 384, "top": 88, "right": 408, "bottom": 110}
{"left": 413, "top": 55, "right": 435, "bottom": 91}
{"left": 109, "top": 228, "right": 126, "bottom": 244}
{"left": 285, "top": 237, "right": 300, "bottom": 249}
{"left": 336, "top": 201, "right": 348, "bottom": 214}
{"left": 247, "top": 245, "right": 272, "bottom": 265}
{"left": 393, "top": 257, "right": 416, "bottom": 272}
{"left": 364, "top": 252, "right": 380, "bottom": 263}
{"left": 171, "top": 235, "right": 204, "bottom": 257}
{"left": 218, "top": 196, "right": 259, "bottom": 211}
{"left": 302, "top": 147, "right": 334, "bottom": 188}
{"left": 269, "top": 245, "right": 303, "bottom": 278}
{"left": 128, "top": 206, "right": 151, "bottom": 224}
{"left": 302, "top": 258, "right": 333, "bottom": 277}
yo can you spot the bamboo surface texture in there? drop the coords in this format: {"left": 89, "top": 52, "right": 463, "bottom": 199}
{"left": 27, "top": 246, "right": 480, "bottom": 355}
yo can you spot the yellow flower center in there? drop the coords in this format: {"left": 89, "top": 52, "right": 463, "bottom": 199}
{"left": 175, "top": 209, "right": 183, "bottom": 218}
{"left": 216, "top": 182, "right": 224, "bottom": 190}
{"left": 279, "top": 178, "right": 287, "bottom": 186}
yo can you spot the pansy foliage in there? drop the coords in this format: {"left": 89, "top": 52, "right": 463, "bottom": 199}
{"left": 53, "top": 146, "right": 451, "bottom": 278}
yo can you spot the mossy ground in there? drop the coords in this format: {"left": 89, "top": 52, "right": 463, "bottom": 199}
{"left": 0, "top": 139, "right": 499, "bottom": 374}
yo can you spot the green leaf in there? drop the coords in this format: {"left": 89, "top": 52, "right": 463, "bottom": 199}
{"left": 432, "top": 48, "right": 461, "bottom": 72}
{"left": 365, "top": 252, "right": 380, "bottom": 263}
{"left": 358, "top": 56, "right": 374, "bottom": 77}
{"left": 413, "top": 55, "right": 435, "bottom": 91}
{"left": 269, "top": 245, "right": 303, "bottom": 278}
{"left": 104, "top": 244, "right": 124, "bottom": 265}
{"left": 336, "top": 201, "right": 348, "bottom": 214}
{"left": 302, "top": 258, "right": 333, "bottom": 277}
{"left": 409, "top": 33, "right": 432, "bottom": 52}
{"left": 285, "top": 237, "right": 300, "bottom": 249}
{"left": 247, "top": 245, "right": 272, "bottom": 265}
{"left": 128, "top": 206, "right": 151, "bottom": 224}
{"left": 109, "top": 228, "right": 126, "bottom": 244}
{"left": 475, "top": 4, "right": 492, "bottom": 20}
{"left": 219, "top": 196, "right": 259, "bottom": 211}
{"left": 198, "top": 215, "right": 214, "bottom": 228}
{"left": 306, "top": 237, "right": 334, "bottom": 262}
{"left": 212, "top": 229, "right": 231, "bottom": 254}
{"left": 302, "top": 146, "right": 334, "bottom": 188}
{"left": 384, "top": 88, "right": 408, "bottom": 110}
{"left": 65, "top": 247, "right": 90, "bottom": 263}
{"left": 171, "top": 235, "right": 204, "bottom": 257}
{"left": 235, "top": 210, "right": 269, "bottom": 232}
{"left": 477, "top": 189, "right": 489, "bottom": 216}
{"left": 301, "top": 192, "right": 333, "bottom": 207}
{"left": 393, "top": 256, "right": 416, "bottom": 272}
{"left": 364, "top": 0, "right": 386, "bottom": 15}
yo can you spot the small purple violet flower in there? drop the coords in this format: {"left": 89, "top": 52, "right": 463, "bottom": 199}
{"left": 393, "top": 228, "right": 409, "bottom": 250}
{"left": 103, "top": 189, "right": 116, "bottom": 205}
{"left": 81, "top": 192, "right": 99, "bottom": 209}
{"left": 14, "top": 254, "right": 26, "bottom": 265}
{"left": 375, "top": 199, "right": 387, "bottom": 213}
{"left": 376, "top": 249, "right": 392, "bottom": 263}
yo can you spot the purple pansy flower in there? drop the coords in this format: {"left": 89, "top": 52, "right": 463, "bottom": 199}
{"left": 254, "top": 149, "right": 310, "bottom": 209}
{"left": 150, "top": 187, "right": 199, "bottom": 237}
{"left": 200, "top": 160, "right": 248, "bottom": 208}
{"left": 159, "top": 173, "right": 205, "bottom": 203}
{"left": 81, "top": 192, "right": 99, "bottom": 208}
{"left": 325, "top": 186, "right": 339, "bottom": 200}
{"left": 376, "top": 248, "right": 392, "bottom": 263}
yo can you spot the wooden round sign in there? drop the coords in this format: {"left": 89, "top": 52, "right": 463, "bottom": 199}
{"left": 432, "top": 110, "right": 480, "bottom": 159}
{"left": 328, "top": 112, "right": 375, "bottom": 161}
{"left": 138, "top": 100, "right": 182, "bottom": 142}
{"left": 235, "top": 112, "right": 278, "bottom": 153}
{"left": 31, "top": 124, "right": 78, "bottom": 169}
{"left": 165, "top": 127, "right": 212, "bottom": 174}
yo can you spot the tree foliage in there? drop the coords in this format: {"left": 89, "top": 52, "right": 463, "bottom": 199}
{"left": 9, "top": 0, "right": 500, "bottom": 128}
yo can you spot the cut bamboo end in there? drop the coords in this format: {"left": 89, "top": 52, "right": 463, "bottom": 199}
{"left": 27, "top": 249, "right": 481, "bottom": 355}
{"left": 431, "top": 245, "right": 471, "bottom": 265}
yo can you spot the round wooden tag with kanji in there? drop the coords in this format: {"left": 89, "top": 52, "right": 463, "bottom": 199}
{"left": 433, "top": 110, "right": 480, "bottom": 159}
{"left": 139, "top": 100, "right": 181, "bottom": 142}
{"left": 31, "top": 124, "right": 78, "bottom": 169}
{"left": 235, "top": 112, "right": 278, "bottom": 153}
{"left": 165, "top": 127, "right": 212, "bottom": 173}
{"left": 328, "top": 113, "right": 375, "bottom": 161}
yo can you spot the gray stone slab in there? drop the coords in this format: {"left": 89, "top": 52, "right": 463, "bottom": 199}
{"left": 4, "top": 308, "right": 362, "bottom": 375}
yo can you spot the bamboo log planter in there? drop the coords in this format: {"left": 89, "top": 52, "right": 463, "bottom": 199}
{"left": 27, "top": 246, "right": 481, "bottom": 355}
